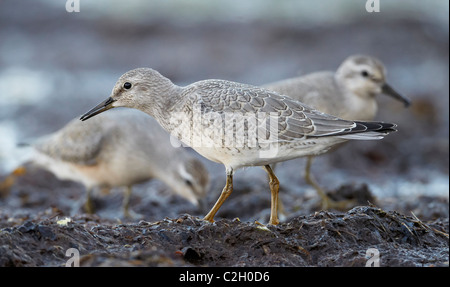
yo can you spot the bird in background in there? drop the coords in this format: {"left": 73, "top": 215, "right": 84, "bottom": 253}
{"left": 80, "top": 67, "right": 397, "bottom": 225}
{"left": 1, "top": 109, "right": 209, "bottom": 218}
{"left": 263, "top": 54, "right": 410, "bottom": 210}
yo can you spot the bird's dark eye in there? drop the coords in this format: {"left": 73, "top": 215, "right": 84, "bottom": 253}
{"left": 361, "top": 70, "right": 369, "bottom": 77}
{"left": 123, "top": 82, "right": 132, "bottom": 89}
{"left": 184, "top": 179, "right": 193, "bottom": 187}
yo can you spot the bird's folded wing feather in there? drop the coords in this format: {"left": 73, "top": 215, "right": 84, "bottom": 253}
{"left": 33, "top": 118, "right": 106, "bottom": 165}
{"left": 189, "top": 80, "right": 358, "bottom": 143}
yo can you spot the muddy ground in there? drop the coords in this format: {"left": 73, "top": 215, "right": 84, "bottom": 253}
{"left": 0, "top": 165, "right": 448, "bottom": 267}
{"left": 0, "top": 1, "right": 448, "bottom": 267}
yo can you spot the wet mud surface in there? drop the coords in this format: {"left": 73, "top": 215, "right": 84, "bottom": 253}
{"left": 0, "top": 167, "right": 448, "bottom": 267}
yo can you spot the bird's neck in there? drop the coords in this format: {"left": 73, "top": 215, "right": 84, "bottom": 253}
{"left": 146, "top": 83, "right": 184, "bottom": 129}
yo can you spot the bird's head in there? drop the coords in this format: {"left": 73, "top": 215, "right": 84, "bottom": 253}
{"left": 80, "top": 68, "right": 173, "bottom": 121}
{"left": 336, "top": 55, "right": 410, "bottom": 107}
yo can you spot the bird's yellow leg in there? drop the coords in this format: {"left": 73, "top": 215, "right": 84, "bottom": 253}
{"left": 305, "top": 156, "right": 355, "bottom": 210}
{"left": 122, "top": 186, "right": 133, "bottom": 218}
{"left": 263, "top": 165, "right": 280, "bottom": 225}
{"left": 203, "top": 171, "right": 233, "bottom": 223}
{"left": 271, "top": 164, "right": 287, "bottom": 220}
{"left": 84, "top": 188, "right": 95, "bottom": 214}
{"left": 121, "top": 186, "right": 142, "bottom": 219}
{"left": 0, "top": 166, "right": 27, "bottom": 196}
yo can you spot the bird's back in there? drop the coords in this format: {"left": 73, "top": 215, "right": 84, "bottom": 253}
{"left": 164, "top": 78, "right": 392, "bottom": 169}
{"left": 32, "top": 109, "right": 190, "bottom": 188}
{"left": 263, "top": 71, "right": 347, "bottom": 116}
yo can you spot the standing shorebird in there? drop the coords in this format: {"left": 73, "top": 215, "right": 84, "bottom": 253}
{"left": 80, "top": 68, "right": 397, "bottom": 225}
{"left": 10, "top": 109, "right": 209, "bottom": 218}
{"left": 264, "top": 55, "right": 410, "bottom": 210}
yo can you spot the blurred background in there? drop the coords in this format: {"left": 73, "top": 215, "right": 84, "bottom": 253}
{"left": 0, "top": 0, "right": 448, "bottom": 220}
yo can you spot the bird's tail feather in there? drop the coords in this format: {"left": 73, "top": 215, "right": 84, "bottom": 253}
{"left": 337, "top": 121, "right": 397, "bottom": 140}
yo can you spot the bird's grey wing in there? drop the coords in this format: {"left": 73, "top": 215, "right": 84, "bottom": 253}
{"left": 264, "top": 72, "right": 336, "bottom": 95}
{"left": 266, "top": 93, "right": 359, "bottom": 142}
{"left": 190, "top": 80, "right": 358, "bottom": 144}
{"left": 263, "top": 72, "right": 343, "bottom": 115}
{"left": 33, "top": 117, "right": 106, "bottom": 165}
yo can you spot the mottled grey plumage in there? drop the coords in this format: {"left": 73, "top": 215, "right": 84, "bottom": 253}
{"left": 32, "top": 109, "right": 209, "bottom": 216}
{"left": 80, "top": 67, "right": 397, "bottom": 224}
{"left": 264, "top": 55, "right": 410, "bottom": 120}
{"left": 263, "top": 55, "right": 409, "bottom": 210}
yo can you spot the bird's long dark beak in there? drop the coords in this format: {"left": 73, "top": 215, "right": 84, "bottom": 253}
{"left": 80, "top": 97, "right": 116, "bottom": 121}
{"left": 382, "top": 83, "right": 411, "bottom": 107}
